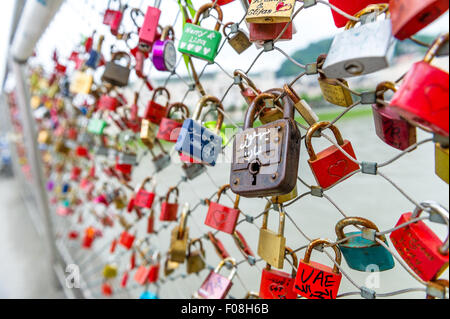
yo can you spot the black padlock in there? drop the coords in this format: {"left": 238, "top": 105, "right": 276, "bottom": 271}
{"left": 102, "top": 51, "right": 131, "bottom": 87}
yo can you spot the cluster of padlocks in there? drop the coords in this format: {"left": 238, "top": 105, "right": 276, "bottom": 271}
{"left": 22, "top": 0, "right": 449, "bottom": 299}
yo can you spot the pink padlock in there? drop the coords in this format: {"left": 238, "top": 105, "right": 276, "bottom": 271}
{"left": 139, "top": 1, "right": 162, "bottom": 46}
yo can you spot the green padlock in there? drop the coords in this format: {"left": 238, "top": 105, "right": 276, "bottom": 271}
{"left": 87, "top": 118, "right": 107, "bottom": 135}
{"left": 178, "top": 3, "right": 223, "bottom": 63}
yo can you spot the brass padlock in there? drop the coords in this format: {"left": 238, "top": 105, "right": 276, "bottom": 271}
{"left": 164, "top": 257, "right": 180, "bottom": 277}
{"left": 38, "top": 130, "right": 52, "bottom": 145}
{"left": 271, "top": 184, "right": 298, "bottom": 204}
{"left": 436, "top": 143, "right": 449, "bottom": 184}
{"left": 55, "top": 140, "right": 70, "bottom": 155}
{"left": 258, "top": 202, "right": 286, "bottom": 269}
{"left": 70, "top": 71, "right": 94, "bottom": 94}
{"left": 224, "top": 22, "right": 252, "bottom": 54}
{"left": 187, "top": 238, "right": 206, "bottom": 274}
{"left": 114, "top": 189, "right": 127, "bottom": 210}
{"left": 169, "top": 203, "right": 190, "bottom": 264}
{"left": 140, "top": 119, "right": 157, "bottom": 149}
{"left": 103, "top": 264, "right": 118, "bottom": 279}
{"left": 317, "top": 54, "right": 354, "bottom": 107}
{"left": 259, "top": 88, "right": 285, "bottom": 125}
{"left": 284, "top": 84, "right": 319, "bottom": 126}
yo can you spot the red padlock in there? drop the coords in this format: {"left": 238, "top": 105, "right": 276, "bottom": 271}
{"left": 98, "top": 94, "right": 120, "bottom": 112}
{"left": 75, "top": 146, "right": 89, "bottom": 158}
{"left": 157, "top": 103, "right": 190, "bottom": 143}
{"left": 390, "top": 201, "right": 449, "bottom": 282}
{"left": 390, "top": 33, "right": 449, "bottom": 137}
{"left": 101, "top": 282, "right": 113, "bottom": 296}
{"left": 197, "top": 258, "right": 237, "bottom": 299}
{"left": 130, "top": 250, "right": 136, "bottom": 270}
{"left": 293, "top": 239, "right": 343, "bottom": 300}
{"left": 115, "top": 159, "right": 133, "bottom": 175}
{"left": 134, "top": 177, "right": 156, "bottom": 209}
{"left": 390, "top": 0, "right": 449, "bottom": 40}
{"left": 80, "top": 177, "right": 95, "bottom": 194}
{"left": 110, "top": 238, "right": 117, "bottom": 254}
{"left": 372, "top": 82, "right": 417, "bottom": 151}
{"left": 70, "top": 166, "right": 82, "bottom": 181}
{"left": 233, "top": 230, "right": 255, "bottom": 260}
{"left": 306, "top": 122, "right": 360, "bottom": 189}
{"left": 260, "top": 247, "right": 298, "bottom": 300}
{"left": 144, "top": 87, "right": 170, "bottom": 125}
{"left": 134, "top": 265, "right": 151, "bottom": 285}
{"left": 147, "top": 209, "right": 155, "bottom": 233}
{"left": 328, "top": 0, "right": 387, "bottom": 28}
{"left": 160, "top": 187, "right": 180, "bottom": 222}
{"left": 121, "top": 271, "right": 129, "bottom": 288}
{"left": 119, "top": 231, "right": 135, "bottom": 250}
{"left": 148, "top": 252, "right": 161, "bottom": 283}
{"left": 205, "top": 184, "right": 241, "bottom": 235}
{"left": 139, "top": 4, "right": 162, "bottom": 46}
{"left": 249, "top": 22, "right": 292, "bottom": 42}
{"left": 234, "top": 70, "right": 260, "bottom": 106}
{"left": 208, "top": 232, "right": 230, "bottom": 259}
{"left": 216, "top": 0, "right": 235, "bottom": 5}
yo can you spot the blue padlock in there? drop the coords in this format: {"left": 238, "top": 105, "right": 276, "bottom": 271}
{"left": 85, "top": 35, "right": 104, "bottom": 69}
{"left": 140, "top": 291, "right": 159, "bottom": 299}
{"left": 62, "top": 183, "right": 71, "bottom": 194}
{"left": 335, "top": 217, "right": 395, "bottom": 272}
{"left": 175, "top": 96, "right": 224, "bottom": 166}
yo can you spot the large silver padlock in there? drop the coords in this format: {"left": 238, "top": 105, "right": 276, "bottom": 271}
{"left": 118, "top": 152, "right": 137, "bottom": 165}
{"left": 322, "top": 4, "right": 396, "bottom": 79}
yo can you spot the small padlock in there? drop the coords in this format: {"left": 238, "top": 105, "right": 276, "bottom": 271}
{"left": 164, "top": 256, "right": 179, "bottom": 277}
{"left": 328, "top": 0, "right": 387, "bottom": 28}
{"left": 148, "top": 251, "right": 161, "bottom": 283}
{"left": 114, "top": 189, "right": 127, "bottom": 210}
{"left": 119, "top": 231, "right": 135, "bottom": 250}
{"left": 260, "top": 247, "right": 298, "bottom": 300}
{"left": 306, "top": 121, "right": 360, "bottom": 189}
{"left": 178, "top": 3, "right": 223, "bottom": 62}
{"left": 390, "top": 33, "right": 449, "bottom": 137}
{"left": 182, "top": 162, "right": 207, "bottom": 181}
{"left": 134, "top": 177, "right": 156, "bottom": 209}
{"left": 259, "top": 89, "right": 285, "bottom": 125}
{"left": 139, "top": 1, "right": 162, "bottom": 46}
{"left": 152, "top": 26, "right": 177, "bottom": 72}
{"left": 234, "top": 69, "right": 261, "bottom": 107}
{"left": 103, "top": 264, "right": 118, "bottom": 279}
{"left": 284, "top": 84, "right": 319, "bottom": 126}
{"left": 246, "top": 0, "right": 295, "bottom": 23}
{"left": 322, "top": 4, "right": 396, "bottom": 79}
{"left": 249, "top": 21, "right": 293, "bottom": 42}
{"left": 38, "top": 130, "right": 52, "bottom": 145}
{"left": 150, "top": 139, "right": 172, "bottom": 172}
{"left": 271, "top": 184, "right": 298, "bottom": 204}
{"left": 233, "top": 230, "right": 255, "bottom": 261}
{"left": 187, "top": 238, "right": 206, "bottom": 275}
{"left": 336, "top": 217, "right": 395, "bottom": 272}
{"left": 98, "top": 94, "right": 120, "bottom": 112}
{"left": 435, "top": 143, "right": 449, "bottom": 184}
{"left": 258, "top": 203, "right": 286, "bottom": 269}
{"left": 144, "top": 87, "right": 170, "bottom": 125}
{"left": 223, "top": 22, "right": 252, "bottom": 54}
{"left": 87, "top": 117, "right": 108, "bottom": 135}
{"left": 102, "top": 51, "right": 132, "bottom": 87}
{"left": 372, "top": 81, "right": 417, "bottom": 151}
{"left": 169, "top": 204, "right": 190, "bottom": 263}
{"left": 85, "top": 35, "right": 105, "bottom": 69}
{"left": 208, "top": 232, "right": 230, "bottom": 260}
{"left": 205, "top": 184, "right": 240, "bottom": 234}
{"left": 293, "top": 239, "right": 343, "bottom": 300}
{"left": 390, "top": 201, "right": 449, "bottom": 282}
{"left": 140, "top": 119, "right": 157, "bottom": 149}
{"left": 197, "top": 258, "right": 237, "bottom": 299}
{"left": 70, "top": 71, "right": 93, "bottom": 94}
{"left": 160, "top": 187, "right": 180, "bottom": 222}
{"left": 157, "top": 103, "right": 190, "bottom": 143}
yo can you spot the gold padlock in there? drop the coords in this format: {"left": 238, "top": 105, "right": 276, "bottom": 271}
{"left": 271, "top": 184, "right": 298, "bottom": 204}
{"left": 164, "top": 256, "right": 179, "bottom": 277}
{"left": 223, "top": 22, "right": 252, "bottom": 54}
{"left": 54, "top": 140, "right": 70, "bottom": 155}
{"left": 38, "top": 130, "right": 52, "bottom": 145}
{"left": 436, "top": 143, "right": 449, "bottom": 184}
{"left": 259, "top": 89, "right": 285, "bottom": 125}
{"left": 70, "top": 71, "right": 94, "bottom": 94}
{"left": 140, "top": 119, "right": 157, "bottom": 149}
{"left": 284, "top": 84, "right": 319, "bottom": 126}
{"left": 186, "top": 238, "right": 206, "bottom": 274}
{"left": 317, "top": 55, "right": 353, "bottom": 107}
{"left": 114, "top": 189, "right": 127, "bottom": 210}
{"left": 102, "top": 264, "right": 118, "bottom": 279}
{"left": 169, "top": 204, "right": 190, "bottom": 264}
{"left": 31, "top": 96, "right": 41, "bottom": 109}
{"left": 258, "top": 203, "right": 286, "bottom": 269}
{"left": 244, "top": 292, "right": 261, "bottom": 299}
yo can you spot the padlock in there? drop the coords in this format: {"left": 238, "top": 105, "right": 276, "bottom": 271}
{"left": 390, "top": 33, "right": 449, "bottom": 137}
{"left": 390, "top": 201, "right": 449, "bottom": 282}
{"left": 178, "top": 3, "right": 223, "bottom": 62}
{"left": 70, "top": 71, "right": 93, "bottom": 94}
{"left": 164, "top": 256, "right": 179, "bottom": 277}
{"left": 205, "top": 184, "right": 240, "bottom": 234}
{"left": 38, "top": 130, "right": 52, "bottom": 145}
{"left": 102, "top": 52, "right": 132, "bottom": 87}
{"left": 121, "top": 271, "right": 129, "bottom": 288}
{"left": 258, "top": 203, "right": 286, "bottom": 269}
{"left": 144, "top": 87, "right": 170, "bottom": 125}
{"left": 216, "top": 0, "right": 235, "bottom": 5}
{"left": 233, "top": 230, "right": 255, "bottom": 261}
{"left": 294, "top": 239, "right": 342, "bottom": 299}
{"left": 249, "top": 21, "right": 293, "bottom": 42}
{"left": 140, "top": 119, "right": 157, "bottom": 149}
{"left": 234, "top": 69, "right": 261, "bottom": 107}
{"left": 119, "top": 231, "right": 135, "bottom": 250}
{"left": 150, "top": 139, "right": 172, "bottom": 172}
{"left": 139, "top": 0, "right": 162, "bottom": 46}
{"left": 182, "top": 162, "right": 207, "bottom": 181}
{"left": 70, "top": 166, "right": 82, "bottom": 181}
{"left": 260, "top": 247, "right": 298, "bottom": 300}
{"left": 169, "top": 204, "right": 190, "bottom": 263}
{"left": 140, "top": 290, "right": 159, "bottom": 299}
{"left": 175, "top": 95, "right": 224, "bottom": 166}
{"left": 372, "top": 81, "right": 417, "bottom": 151}
{"left": 117, "top": 151, "right": 137, "bottom": 166}
{"left": 160, "top": 187, "right": 180, "bottom": 222}
{"left": 134, "top": 264, "right": 151, "bottom": 285}
{"left": 390, "top": 0, "right": 449, "bottom": 40}
{"left": 87, "top": 118, "right": 108, "bottom": 135}
{"left": 426, "top": 279, "right": 449, "bottom": 299}
{"left": 103, "top": 0, "right": 121, "bottom": 26}
{"left": 54, "top": 140, "right": 71, "bottom": 155}
{"left": 157, "top": 103, "right": 190, "bottom": 143}
{"left": 134, "top": 177, "right": 156, "bottom": 209}
{"left": 85, "top": 35, "right": 104, "bottom": 69}
{"left": 109, "top": 2, "right": 127, "bottom": 36}
{"left": 322, "top": 4, "right": 396, "bottom": 79}
{"left": 223, "top": 22, "right": 252, "bottom": 54}
{"left": 231, "top": 91, "right": 301, "bottom": 197}
{"left": 336, "top": 217, "right": 395, "bottom": 272}
{"left": 246, "top": 0, "right": 295, "bottom": 23}
{"left": 101, "top": 282, "right": 113, "bottom": 296}
{"left": 98, "top": 94, "right": 120, "bottom": 112}
{"left": 284, "top": 84, "right": 319, "bottom": 126}
{"left": 103, "top": 264, "right": 118, "bottom": 279}
{"left": 328, "top": 0, "right": 387, "bottom": 28}
{"left": 114, "top": 189, "right": 127, "bottom": 210}
{"left": 152, "top": 26, "right": 177, "bottom": 72}
{"left": 306, "top": 121, "right": 360, "bottom": 189}
{"left": 187, "top": 238, "right": 206, "bottom": 275}
{"left": 148, "top": 251, "right": 161, "bottom": 283}
{"left": 436, "top": 143, "right": 449, "bottom": 184}
{"left": 271, "top": 184, "right": 298, "bottom": 204}
{"left": 197, "top": 258, "right": 237, "bottom": 299}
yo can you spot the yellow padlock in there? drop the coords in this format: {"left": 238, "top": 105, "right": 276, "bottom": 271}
{"left": 436, "top": 143, "right": 449, "bottom": 184}
{"left": 102, "top": 264, "right": 118, "bottom": 279}
{"left": 271, "top": 184, "right": 298, "bottom": 204}
{"left": 31, "top": 96, "right": 41, "bottom": 109}
{"left": 140, "top": 119, "right": 157, "bottom": 149}
{"left": 169, "top": 204, "right": 189, "bottom": 264}
{"left": 258, "top": 203, "right": 286, "bottom": 269}
{"left": 70, "top": 71, "right": 94, "bottom": 94}
{"left": 38, "top": 130, "right": 52, "bottom": 145}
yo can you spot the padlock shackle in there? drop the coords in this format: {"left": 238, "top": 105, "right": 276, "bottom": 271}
{"left": 152, "top": 87, "right": 171, "bottom": 105}
{"left": 216, "top": 184, "right": 240, "bottom": 209}
{"left": 139, "top": 177, "right": 154, "bottom": 191}
{"left": 130, "top": 8, "right": 144, "bottom": 29}
{"left": 424, "top": 33, "right": 450, "bottom": 65}
{"left": 166, "top": 102, "right": 190, "bottom": 120}
{"left": 161, "top": 25, "right": 175, "bottom": 41}
{"left": 284, "top": 84, "right": 302, "bottom": 105}
{"left": 223, "top": 22, "right": 235, "bottom": 38}
{"left": 244, "top": 93, "right": 279, "bottom": 129}
{"left": 234, "top": 69, "right": 260, "bottom": 96}
{"left": 165, "top": 186, "right": 179, "bottom": 203}
{"left": 107, "top": 0, "right": 122, "bottom": 11}
{"left": 335, "top": 216, "right": 385, "bottom": 242}
{"left": 375, "top": 81, "right": 397, "bottom": 107}
{"left": 193, "top": 95, "right": 225, "bottom": 133}
{"left": 97, "top": 35, "right": 105, "bottom": 52}
{"left": 193, "top": 3, "right": 223, "bottom": 32}
{"left": 208, "top": 231, "right": 230, "bottom": 259}
{"left": 303, "top": 239, "right": 342, "bottom": 274}
{"left": 177, "top": 203, "right": 189, "bottom": 239}
{"left": 305, "top": 121, "right": 345, "bottom": 161}
{"left": 262, "top": 203, "right": 285, "bottom": 237}
{"left": 412, "top": 201, "right": 449, "bottom": 254}
{"left": 215, "top": 257, "right": 237, "bottom": 280}
{"left": 345, "top": 3, "right": 390, "bottom": 30}
{"left": 111, "top": 51, "right": 132, "bottom": 68}
{"left": 188, "top": 238, "right": 205, "bottom": 256}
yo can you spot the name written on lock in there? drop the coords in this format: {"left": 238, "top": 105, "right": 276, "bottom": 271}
{"left": 236, "top": 127, "right": 280, "bottom": 168}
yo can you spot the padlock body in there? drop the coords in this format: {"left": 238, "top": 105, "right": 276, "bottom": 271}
{"left": 110, "top": 11, "right": 123, "bottom": 35}
{"left": 85, "top": 50, "right": 100, "bottom": 69}
{"left": 178, "top": 24, "right": 222, "bottom": 62}
{"left": 390, "top": 61, "right": 449, "bottom": 137}
{"left": 258, "top": 229, "right": 286, "bottom": 269}
{"left": 140, "top": 120, "right": 157, "bottom": 149}
{"left": 144, "top": 101, "right": 167, "bottom": 125}
{"left": 339, "top": 231, "right": 395, "bottom": 272}
{"left": 152, "top": 40, "right": 177, "bottom": 72}
{"left": 119, "top": 231, "right": 135, "bottom": 250}
{"left": 102, "top": 62, "right": 131, "bottom": 87}
{"left": 198, "top": 271, "right": 233, "bottom": 299}
{"left": 231, "top": 118, "right": 301, "bottom": 197}
{"left": 157, "top": 118, "right": 183, "bottom": 142}
{"left": 318, "top": 77, "right": 354, "bottom": 107}
{"left": 148, "top": 264, "right": 160, "bottom": 283}
{"left": 260, "top": 268, "right": 297, "bottom": 299}
{"left": 98, "top": 95, "right": 120, "bottom": 111}
{"left": 139, "top": 6, "right": 162, "bottom": 45}
{"left": 115, "top": 162, "right": 132, "bottom": 175}
{"left": 390, "top": 212, "right": 449, "bottom": 282}
{"left": 372, "top": 104, "right": 417, "bottom": 151}
{"left": 229, "top": 31, "right": 252, "bottom": 54}
{"left": 103, "top": 265, "right": 118, "bottom": 279}
{"left": 87, "top": 119, "right": 107, "bottom": 135}
{"left": 390, "top": 0, "right": 449, "bottom": 40}
{"left": 322, "top": 19, "right": 396, "bottom": 79}
{"left": 205, "top": 202, "right": 240, "bottom": 234}
{"left": 187, "top": 253, "right": 206, "bottom": 274}
{"left": 134, "top": 266, "right": 151, "bottom": 285}
{"left": 135, "top": 190, "right": 156, "bottom": 209}
{"left": 308, "top": 140, "right": 359, "bottom": 189}
{"left": 175, "top": 119, "right": 223, "bottom": 166}
{"left": 246, "top": 0, "right": 295, "bottom": 23}
{"left": 153, "top": 153, "right": 171, "bottom": 172}
{"left": 294, "top": 260, "right": 342, "bottom": 299}
{"left": 435, "top": 143, "right": 449, "bottom": 184}
{"left": 140, "top": 291, "right": 159, "bottom": 299}
{"left": 160, "top": 202, "right": 179, "bottom": 221}
{"left": 249, "top": 22, "right": 292, "bottom": 41}
{"left": 328, "top": 0, "right": 387, "bottom": 28}
{"left": 70, "top": 71, "right": 93, "bottom": 94}
{"left": 170, "top": 227, "right": 189, "bottom": 263}
{"left": 183, "top": 163, "right": 207, "bottom": 180}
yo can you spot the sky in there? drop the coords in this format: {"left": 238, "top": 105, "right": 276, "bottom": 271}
{"left": 1, "top": 0, "right": 449, "bottom": 82}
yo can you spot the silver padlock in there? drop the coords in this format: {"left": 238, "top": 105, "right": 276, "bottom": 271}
{"left": 322, "top": 4, "right": 396, "bottom": 79}
{"left": 151, "top": 148, "right": 171, "bottom": 172}
{"left": 182, "top": 162, "right": 207, "bottom": 180}
{"left": 118, "top": 152, "right": 137, "bottom": 165}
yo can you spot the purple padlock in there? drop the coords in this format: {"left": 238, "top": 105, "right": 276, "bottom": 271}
{"left": 152, "top": 26, "right": 176, "bottom": 72}
{"left": 46, "top": 180, "right": 55, "bottom": 191}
